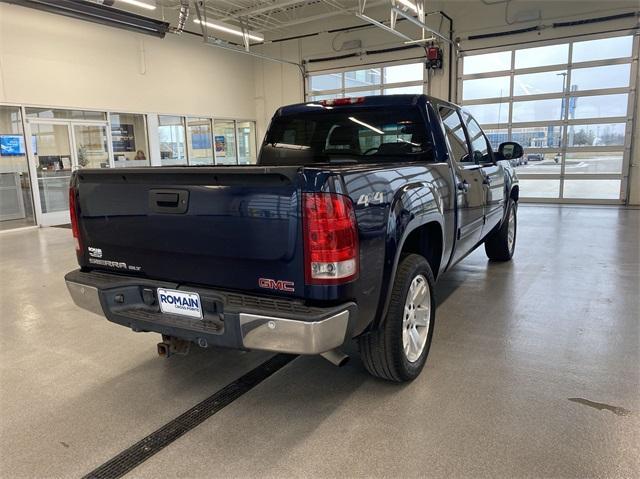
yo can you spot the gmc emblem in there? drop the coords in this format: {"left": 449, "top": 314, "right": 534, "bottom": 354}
{"left": 258, "top": 278, "right": 295, "bottom": 292}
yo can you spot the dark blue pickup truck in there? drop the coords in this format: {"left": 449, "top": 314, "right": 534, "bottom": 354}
{"left": 65, "top": 95, "right": 521, "bottom": 382}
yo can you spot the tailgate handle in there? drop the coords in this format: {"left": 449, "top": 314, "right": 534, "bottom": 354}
{"left": 149, "top": 189, "right": 189, "bottom": 214}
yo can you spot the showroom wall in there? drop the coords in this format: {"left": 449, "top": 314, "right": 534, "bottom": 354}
{"left": 253, "top": 0, "right": 639, "bottom": 204}
{"left": 0, "top": 3, "right": 256, "bottom": 120}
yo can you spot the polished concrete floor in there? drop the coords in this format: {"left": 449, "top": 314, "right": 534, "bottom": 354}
{"left": 0, "top": 205, "right": 638, "bottom": 478}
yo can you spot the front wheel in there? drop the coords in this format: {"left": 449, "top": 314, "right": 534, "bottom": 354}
{"left": 484, "top": 198, "right": 517, "bottom": 261}
{"left": 358, "top": 254, "right": 436, "bottom": 382}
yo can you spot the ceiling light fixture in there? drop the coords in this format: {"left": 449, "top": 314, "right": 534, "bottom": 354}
{"left": 194, "top": 18, "right": 264, "bottom": 43}
{"left": 117, "top": 0, "right": 156, "bottom": 10}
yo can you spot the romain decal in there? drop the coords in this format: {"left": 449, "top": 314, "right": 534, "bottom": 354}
{"left": 258, "top": 278, "right": 295, "bottom": 292}
{"left": 159, "top": 294, "right": 200, "bottom": 309}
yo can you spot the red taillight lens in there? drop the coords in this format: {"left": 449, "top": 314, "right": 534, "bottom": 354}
{"left": 303, "top": 192, "right": 358, "bottom": 285}
{"left": 69, "top": 186, "right": 81, "bottom": 252}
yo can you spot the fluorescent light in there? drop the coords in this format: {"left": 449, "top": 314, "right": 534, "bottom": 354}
{"left": 349, "top": 117, "right": 384, "bottom": 135}
{"left": 117, "top": 0, "right": 156, "bottom": 10}
{"left": 396, "top": 0, "right": 418, "bottom": 13}
{"left": 194, "top": 18, "right": 264, "bottom": 43}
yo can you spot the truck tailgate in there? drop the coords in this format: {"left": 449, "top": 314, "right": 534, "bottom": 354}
{"left": 75, "top": 167, "right": 304, "bottom": 297}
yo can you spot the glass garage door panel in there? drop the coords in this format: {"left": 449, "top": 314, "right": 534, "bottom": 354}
{"left": 564, "top": 152, "right": 623, "bottom": 175}
{"left": 518, "top": 179, "right": 561, "bottom": 199}
{"left": 563, "top": 180, "right": 621, "bottom": 200}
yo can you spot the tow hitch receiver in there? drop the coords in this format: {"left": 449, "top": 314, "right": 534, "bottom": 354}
{"left": 157, "top": 335, "right": 192, "bottom": 358}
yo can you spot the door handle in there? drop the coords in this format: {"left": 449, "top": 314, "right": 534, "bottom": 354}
{"left": 457, "top": 180, "right": 470, "bottom": 193}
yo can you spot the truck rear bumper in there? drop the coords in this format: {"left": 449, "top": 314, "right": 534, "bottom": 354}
{"left": 65, "top": 269, "right": 356, "bottom": 355}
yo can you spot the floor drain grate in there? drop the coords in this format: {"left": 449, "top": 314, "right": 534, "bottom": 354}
{"left": 83, "top": 353, "right": 297, "bottom": 479}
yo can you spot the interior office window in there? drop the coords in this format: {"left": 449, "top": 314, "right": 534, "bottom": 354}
{"left": 25, "top": 108, "right": 106, "bottom": 121}
{"left": 186, "top": 117, "right": 214, "bottom": 165}
{"left": 158, "top": 115, "right": 186, "bottom": 166}
{"left": 214, "top": 120, "right": 237, "bottom": 165}
{"left": 237, "top": 121, "right": 257, "bottom": 165}
{"left": 438, "top": 106, "right": 470, "bottom": 163}
{"left": 110, "top": 113, "right": 149, "bottom": 167}
{"left": 0, "top": 105, "right": 36, "bottom": 230}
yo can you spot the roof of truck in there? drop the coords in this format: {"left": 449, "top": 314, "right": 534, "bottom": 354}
{"left": 276, "top": 94, "right": 461, "bottom": 116}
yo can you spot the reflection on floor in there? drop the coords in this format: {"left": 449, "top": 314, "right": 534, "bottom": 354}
{"left": 0, "top": 205, "right": 638, "bottom": 478}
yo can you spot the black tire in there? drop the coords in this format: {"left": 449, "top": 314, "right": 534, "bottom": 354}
{"left": 358, "top": 254, "right": 436, "bottom": 382}
{"left": 484, "top": 198, "right": 517, "bottom": 261}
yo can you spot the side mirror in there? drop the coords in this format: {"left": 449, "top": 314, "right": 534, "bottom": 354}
{"left": 498, "top": 142, "right": 523, "bottom": 160}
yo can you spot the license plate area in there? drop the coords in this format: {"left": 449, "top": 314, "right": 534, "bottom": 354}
{"left": 157, "top": 288, "right": 203, "bottom": 319}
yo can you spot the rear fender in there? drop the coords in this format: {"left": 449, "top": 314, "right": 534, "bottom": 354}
{"left": 371, "top": 182, "right": 445, "bottom": 330}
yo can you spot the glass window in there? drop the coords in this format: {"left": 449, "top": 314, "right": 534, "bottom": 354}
{"left": 563, "top": 179, "right": 621, "bottom": 199}
{"left": 237, "top": 121, "right": 257, "bottom": 165}
{"left": 384, "top": 63, "right": 423, "bottom": 83}
{"left": 571, "top": 94, "right": 628, "bottom": 120}
{"left": 513, "top": 70, "right": 567, "bottom": 96}
{"left": 384, "top": 85, "right": 423, "bottom": 95}
{"left": 512, "top": 98, "right": 564, "bottom": 123}
{"left": 570, "top": 64, "right": 631, "bottom": 92}
{"left": 186, "top": 117, "right": 214, "bottom": 165}
{"left": 110, "top": 113, "right": 149, "bottom": 167}
{"left": 214, "top": 120, "right": 237, "bottom": 165}
{"left": 348, "top": 90, "right": 380, "bottom": 97}
{"left": 512, "top": 126, "right": 562, "bottom": 149}
{"left": 519, "top": 178, "right": 560, "bottom": 199}
{"left": 463, "top": 113, "right": 492, "bottom": 163}
{"left": 74, "top": 125, "right": 109, "bottom": 169}
{"left": 463, "top": 103, "right": 509, "bottom": 125}
{"left": 566, "top": 123, "right": 625, "bottom": 147}
{"left": 25, "top": 108, "right": 106, "bottom": 121}
{"left": 438, "top": 106, "right": 470, "bottom": 164}
{"left": 261, "top": 106, "right": 433, "bottom": 165}
{"left": 158, "top": 115, "right": 186, "bottom": 166}
{"left": 564, "top": 151, "right": 623, "bottom": 175}
{"left": 483, "top": 128, "right": 509, "bottom": 149}
{"left": 463, "top": 51, "right": 511, "bottom": 74}
{"left": 311, "top": 93, "right": 342, "bottom": 101}
{"left": 310, "top": 73, "right": 341, "bottom": 92}
{"left": 519, "top": 151, "right": 562, "bottom": 174}
{"left": 462, "top": 76, "right": 510, "bottom": 100}
{"left": 514, "top": 44, "right": 569, "bottom": 69}
{"left": 345, "top": 68, "right": 381, "bottom": 88}
{"left": 572, "top": 36, "right": 633, "bottom": 63}
{"left": 0, "top": 105, "right": 36, "bottom": 230}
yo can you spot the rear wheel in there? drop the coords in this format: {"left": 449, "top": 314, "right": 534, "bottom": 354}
{"left": 484, "top": 198, "right": 517, "bottom": 261}
{"left": 358, "top": 254, "right": 436, "bottom": 382}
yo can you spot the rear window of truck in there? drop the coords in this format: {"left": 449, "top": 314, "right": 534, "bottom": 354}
{"left": 260, "top": 106, "right": 434, "bottom": 165}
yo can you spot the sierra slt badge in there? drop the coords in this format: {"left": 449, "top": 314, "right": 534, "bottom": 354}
{"left": 259, "top": 278, "right": 295, "bottom": 292}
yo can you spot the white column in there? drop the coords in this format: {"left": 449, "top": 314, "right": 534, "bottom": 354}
{"left": 146, "top": 114, "right": 161, "bottom": 167}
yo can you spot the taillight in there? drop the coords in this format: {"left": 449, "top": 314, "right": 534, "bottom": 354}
{"left": 319, "top": 97, "right": 365, "bottom": 107}
{"left": 303, "top": 192, "right": 358, "bottom": 285}
{"left": 69, "top": 186, "right": 81, "bottom": 253}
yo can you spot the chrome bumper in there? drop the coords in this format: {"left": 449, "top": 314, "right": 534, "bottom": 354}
{"left": 239, "top": 311, "right": 350, "bottom": 355}
{"left": 65, "top": 277, "right": 352, "bottom": 355}
{"left": 66, "top": 280, "right": 103, "bottom": 316}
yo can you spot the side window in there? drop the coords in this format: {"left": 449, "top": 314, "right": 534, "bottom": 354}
{"left": 438, "top": 106, "right": 471, "bottom": 164}
{"left": 462, "top": 112, "right": 493, "bottom": 163}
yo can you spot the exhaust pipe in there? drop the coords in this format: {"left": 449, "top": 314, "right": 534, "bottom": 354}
{"left": 320, "top": 349, "right": 350, "bottom": 367}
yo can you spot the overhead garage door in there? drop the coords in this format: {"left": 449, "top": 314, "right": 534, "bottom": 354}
{"left": 459, "top": 33, "right": 637, "bottom": 204}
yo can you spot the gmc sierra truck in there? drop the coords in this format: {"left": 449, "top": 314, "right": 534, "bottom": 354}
{"left": 65, "top": 95, "right": 521, "bottom": 382}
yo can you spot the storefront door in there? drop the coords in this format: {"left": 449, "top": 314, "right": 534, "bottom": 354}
{"left": 27, "top": 120, "right": 111, "bottom": 226}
